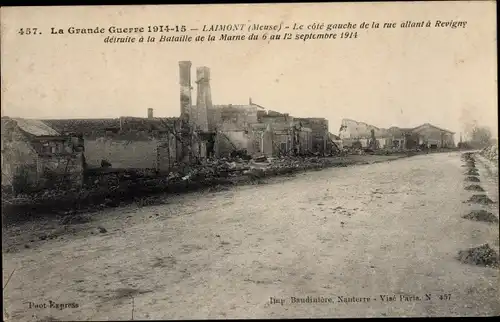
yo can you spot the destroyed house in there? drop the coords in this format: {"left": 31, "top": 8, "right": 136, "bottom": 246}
{"left": 1, "top": 117, "right": 84, "bottom": 192}
{"left": 44, "top": 116, "right": 187, "bottom": 171}
{"left": 339, "top": 118, "right": 455, "bottom": 149}
{"left": 294, "top": 117, "right": 329, "bottom": 154}
{"left": 206, "top": 104, "right": 259, "bottom": 132}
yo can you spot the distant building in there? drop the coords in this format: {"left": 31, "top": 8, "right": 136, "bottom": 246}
{"left": 339, "top": 118, "right": 455, "bottom": 149}
{"left": 412, "top": 123, "right": 455, "bottom": 148}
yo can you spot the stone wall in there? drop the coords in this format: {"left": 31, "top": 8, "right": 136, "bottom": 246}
{"left": 37, "top": 153, "right": 84, "bottom": 188}
{"left": 215, "top": 131, "right": 254, "bottom": 157}
{"left": 207, "top": 105, "right": 258, "bottom": 132}
{"left": 156, "top": 133, "right": 178, "bottom": 172}
{"left": 299, "top": 129, "right": 313, "bottom": 153}
{"left": 1, "top": 139, "right": 38, "bottom": 188}
{"left": 1, "top": 121, "right": 84, "bottom": 191}
{"left": 339, "top": 119, "right": 389, "bottom": 139}
{"left": 295, "top": 118, "right": 329, "bottom": 154}
{"left": 84, "top": 138, "right": 161, "bottom": 169}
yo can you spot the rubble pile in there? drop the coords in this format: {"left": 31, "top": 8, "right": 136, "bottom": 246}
{"left": 465, "top": 176, "right": 481, "bottom": 182}
{"left": 461, "top": 152, "right": 475, "bottom": 160}
{"left": 464, "top": 168, "right": 479, "bottom": 176}
{"left": 465, "top": 185, "right": 485, "bottom": 192}
{"left": 465, "top": 160, "right": 476, "bottom": 167}
{"left": 2, "top": 154, "right": 395, "bottom": 224}
{"left": 59, "top": 214, "right": 92, "bottom": 225}
{"left": 457, "top": 243, "right": 499, "bottom": 267}
{"left": 462, "top": 210, "right": 499, "bottom": 223}
{"left": 467, "top": 194, "right": 495, "bottom": 205}
{"left": 480, "top": 143, "right": 499, "bottom": 162}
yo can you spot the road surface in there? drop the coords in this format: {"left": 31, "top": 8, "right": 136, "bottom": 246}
{"left": 3, "top": 152, "right": 499, "bottom": 320}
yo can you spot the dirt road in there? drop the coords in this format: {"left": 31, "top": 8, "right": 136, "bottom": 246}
{"left": 3, "top": 152, "right": 499, "bottom": 320}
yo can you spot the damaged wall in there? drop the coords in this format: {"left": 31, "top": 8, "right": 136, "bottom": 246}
{"left": 156, "top": 133, "right": 178, "bottom": 172}
{"left": 85, "top": 132, "right": 183, "bottom": 171}
{"left": 258, "top": 110, "right": 293, "bottom": 125}
{"left": 215, "top": 130, "right": 255, "bottom": 157}
{"left": 299, "top": 128, "right": 313, "bottom": 153}
{"left": 251, "top": 123, "right": 293, "bottom": 157}
{"left": 339, "top": 119, "right": 389, "bottom": 140}
{"left": 1, "top": 135, "right": 38, "bottom": 188}
{"left": 2, "top": 118, "right": 84, "bottom": 191}
{"left": 37, "top": 153, "right": 84, "bottom": 188}
{"left": 46, "top": 116, "right": 189, "bottom": 171}
{"left": 207, "top": 105, "right": 258, "bottom": 132}
{"left": 85, "top": 137, "right": 162, "bottom": 169}
{"left": 295, "top": 118, "right": 329, "bottom": 154}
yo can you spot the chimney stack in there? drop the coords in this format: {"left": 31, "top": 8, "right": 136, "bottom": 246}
{"left": 179, "top": 61, "right": 192, "bottom": 122}
{"left": 147, "top": 108, "right": 154, "bottom": 119}
{"left": 249, "top": 97, "right": 253, "bottom": 105}
{"left": 195, "top": 66, "right": 211, "bottom": 132}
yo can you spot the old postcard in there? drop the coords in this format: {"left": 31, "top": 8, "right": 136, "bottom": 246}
{"left": 1, "top": 1, "right": 498, "bottom": 320}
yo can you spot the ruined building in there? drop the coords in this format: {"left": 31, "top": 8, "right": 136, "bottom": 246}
{"left": 339, "top": 118, "right": 455, "bottom": 149}
{"left": 4, "top": 61, "right": 337, "bottom": 185}
{"left": 40, "top": 62, "right": 213, "bottom": 173}
{"left": 1, "top": 117, "right": 84, "bottom": 192}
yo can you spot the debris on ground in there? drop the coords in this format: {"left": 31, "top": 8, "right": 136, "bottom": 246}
{"left": 1, "top": 154, "right": 433, "bottom": 225}
{"left": 465, "top": 176, "right": 481, "bottom": 182}
{"left": 59, "top": 214, "right": 91, "bottom": 225}
{"left": 467, "top": 194, "right": 495, "bottom": 205}
{"left": 462, "top": 210, "right": 499, "bottom": 223}
{"left": 457, "top": 243, "right": 499, "bottom": 267}
{"left": 253, "top": 155, "right": 268, "bottom": 163}
{"left": 207, "top": 185, "right": 230, "bottom": 192}
{"left": 461, "top": 152, "right": 475, "bottom": 160}
{"left": 465, "top": 185, "right": 485, "bottom": 192}
{"left": 480, "top": 143, "right": 499, "bottom": 162}
{"left": 98, "top": 226, "right": 107, "bottom": 233}
{"left": 135, "top": 196, "right": 165, "bottom": 208}
{"left": 464, "top": 169, "right": 480, "bottom": 175}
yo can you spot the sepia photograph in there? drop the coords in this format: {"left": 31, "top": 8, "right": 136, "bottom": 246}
{"left": 1, "top": 1, "right": 498, "bottom": 320}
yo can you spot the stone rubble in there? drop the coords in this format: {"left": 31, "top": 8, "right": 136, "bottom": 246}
{"left": 480, "top": 143, "right": 498, "bottom": 162}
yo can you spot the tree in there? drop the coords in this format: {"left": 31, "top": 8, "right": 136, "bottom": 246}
{"left": 471, "top": 125, "right": 492, "bottom": 148}
{"left": 459, "top": 109, "right": 493, "bottom": 148}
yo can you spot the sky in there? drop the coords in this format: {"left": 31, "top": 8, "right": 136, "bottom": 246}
{"left": 1, "top": 2, "right": 497, "bottom": 142}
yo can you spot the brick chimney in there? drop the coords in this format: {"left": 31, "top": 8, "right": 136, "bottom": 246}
{"left": 195, "top": 66, "right": 211, "bottom": 132}
{"left": 147, "top": 108, "right": 153, "bottom": 119}
{"left": 179, "top": 61, "right": 192, "bottom": 122}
